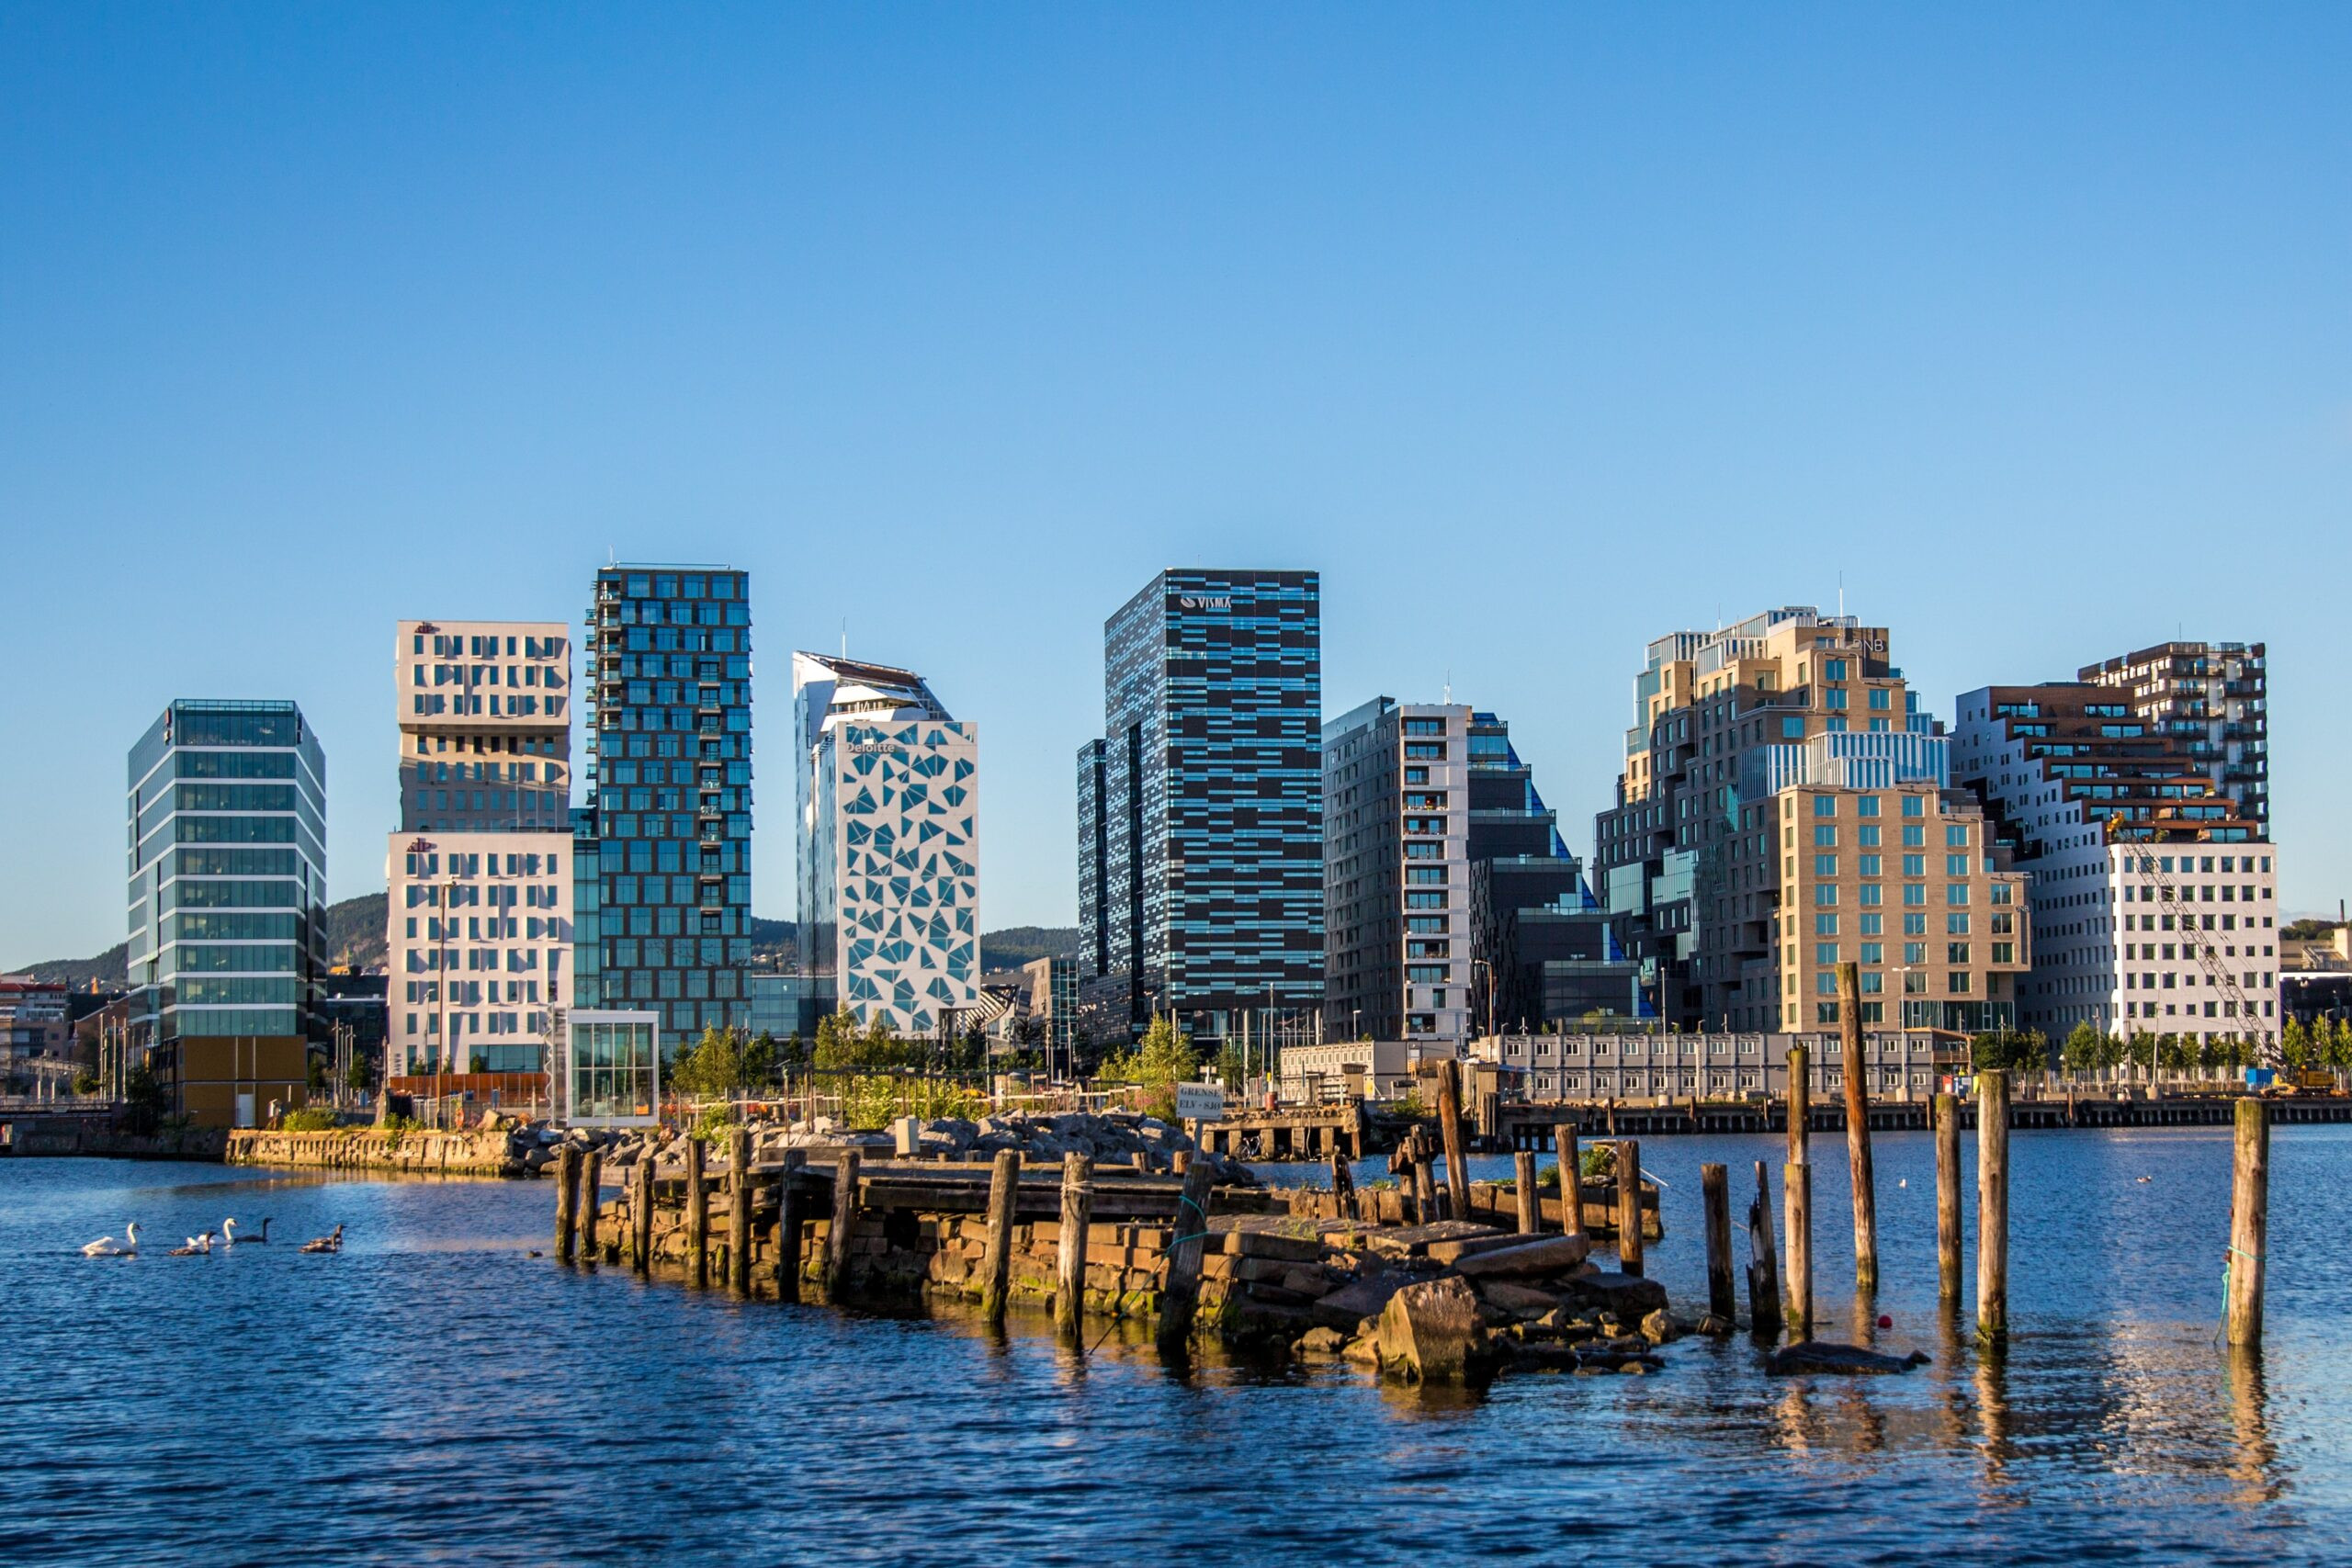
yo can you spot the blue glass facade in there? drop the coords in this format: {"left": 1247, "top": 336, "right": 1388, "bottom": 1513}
{"left": 126, "top": 700, "right": 328, "bottom": 1048}
{"left": 583, "top": 566, "right": 753, "bottom": 1037}
{"left": 1079, "top": 569, "right": 1323, "bottom": 1038}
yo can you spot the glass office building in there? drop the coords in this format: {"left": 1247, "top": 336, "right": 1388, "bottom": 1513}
{"left": 1078, "top": 569, "right": 1323, "bottom": 1041}
{"left": 126, "top": 699, "right": 327, "bottom": 1123}
{"left": 583, "top": 566, "right": 754, "bottom": 1038}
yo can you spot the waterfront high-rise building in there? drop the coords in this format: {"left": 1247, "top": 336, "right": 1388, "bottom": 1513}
{"left": 1593, "top": 608, "right": 2030, "bottom": 1033}
{"left": 1322, "top": 699, "right": 1473, "bottom": 1043}
{"left": 1953, "top": 672, "right": 2278, "bottom": 1049}
{"left": 2078, "top": 641, "right": 2269, "bottom": 831}
{"left": 126, "top": 699, "right": 326, "bottom": 1125}
{"left": 583, "top": 565, "right": 754, "bottom": 1037}
{"left": 1078, "top": 569, "right": 1323, "bottom": 1042}
{"left": 794, "top": 651, "right": 978, "bottom": 1033}
{"left": 384, "top": 620, "right": 576, "bottom": 1079}
{"left": 1463, "top": 710, "right": 1641, "bottom": 1031}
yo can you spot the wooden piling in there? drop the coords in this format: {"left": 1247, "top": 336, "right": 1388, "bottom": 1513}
{"left": 1837, "top": 962, "right": 1880, "bottom": 1294}
{"left": 1555, "top": 1122, "right": 1585, "bottom": 1239}
{"left": 1702, "top": 1162, "right": 1734, "bottom": 1321}
{"left": 1156, "top": 1160, "right": 1217, "bottom": 1357}
{"left": 1056, "top": 1152, "right": 1093, "bottom": 1337}
{"left": 1934, "top": 1091, "right": 1962, "bottom": 1300}
{"left": 2226, "top": 1096, "right": 2268, "bottom": 1348}
{"left": 1976, "top": 1068, "right": 2009, "bottom": 1348}
{"left": 822, "top": 1149, "right": 862, "bottom": 1299}
{"left": 631, "top": 1153, "right": 653, "bottom": 1274}
{"left": 1783, "top": 1159, "right": 1813, "bottom": 1340}
{"left": 1786, "top": 1043, "right": 1810, "bottom": 1163}
{"left": 1408, "top": 1128, "right": 1437, "bottom": 1224}
{"left": 979, "top": 1148, "right": 1023, "bottom": 1325}
{"left": 1514, "top": 1150, "right": 1540, "bottom": 1235}
{"left": 775, "top": 1149, "right": 806, "bottom": 1303}
{"left": 684, "top": 1135, "right": 709, "bottom": 1289}
{"left": 553, "top": 1145, "right": 581, "bottom": 1264}
{"left": 580, "top": 1146, "right": 603, "bottom": 1261}
{"left": 727, "top": 1127, "right": 752, "bottom": 1293}
{"left": 1616, "top": 1138, "right": 1644, "bottom": 1275}
{"left": 1747, "top": 1160, "right": 1782, "bottom": 1334}
{"left": 1436, "top": 1059, "right": 1471, "bottom": 1223}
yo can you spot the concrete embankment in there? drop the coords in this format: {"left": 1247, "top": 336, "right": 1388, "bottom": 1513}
{"left": 0, "top": 1117, "right": 227, "bottom": 1161}
{"left": 225, "top": 1126, "right": 520, "bottom": 1176}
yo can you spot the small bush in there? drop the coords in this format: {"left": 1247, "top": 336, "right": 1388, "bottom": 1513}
{"left": 688, "top": 1102, "right": 740, "bottom": 1143}
{"left": 281, "top": 1107, "right": 342, "bottom": 1131}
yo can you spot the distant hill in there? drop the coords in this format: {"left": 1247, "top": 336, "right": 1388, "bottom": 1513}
{"left": 981, "top": 926, "right": 1080, "bottom": 968}
{"left": 13, "top": 897, "right": 1075, "bottom": 986}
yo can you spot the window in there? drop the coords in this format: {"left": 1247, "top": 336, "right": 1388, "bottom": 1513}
{"left": 1903, "top": 854, "right": 1926, "bottom": 877}
{"left": 1815, "top": 855, "right": 1838, "bottom": 876}
{"left": 1824, "top": 659, "right": 1848, "bottom": 681}
{"left": 1857, "top": 796, "right": 1881, "bottom": 818}
{"left": 1858, "top": 884, "right": 1883, "bottom": 906}
{"left": 1946, "top": 825, "right": 1969, "bottom": 847}
{"left": 1826, "top": 688, "right": 1849, "bottom": 709}
{"left": 1815, "top": 942, "right": 1839, "bottom": 964}
{"left": 1948, "top": 972, "right": 1973, "bottom": 994}
{"left": 1860, "top": 913, "right": 1883, "bottom": 935}
{"left": 1903, "top": 825, "right": 1926, "bottom": 847}
{"left": 1947, "top": 854, "right": 1972, "bottom": 876}
{"left": 1406, "top": 867, "right": 1446, "bottom": 885}
{"left": 1904, "top": 884, "right": 1928, "bottom": 906}
{"left": 1814, "top": 824, "right": 1838, "bottom": 846}
{"left": 1868, "top": 687, "right": 1892, "bottom": 710}
{"left": 1948, "top": 942, "right": 1972, "bottom": 964}
{"left": 1948, "top": 912, "right": 1971, "bottom": 934}
{"left": 1904, "top": 914, "right": 1927, "bottom": 936}
{"left": 1817, "top": 972, "right": 1838, "bottom": 994}
{"left": 1815, "top": 885, "right": 1838, "bottom": 906}
{"left": 1782, "top": 716, "right": 1805, "bottom": 739}
{"left": 1947, "top": 884, "right": 1970, "bottom": 906}
{"left": 1815, "top": 795, "right": 1837, "bottom": 818}
{"left": 1992, "top": 942, "right": 2015, "bottom": 964}
{"left": 1857, "top": 824, "right": 1881, "bottom": 846}
{"left": 1858, "top": 854, "right": 1883, "bottom": 876}
{"left": 1815, "top": 914, "right": 1838, "bottom": 935}
{"left": 1903, "top": 796, "right": 1925, "bottom": 818}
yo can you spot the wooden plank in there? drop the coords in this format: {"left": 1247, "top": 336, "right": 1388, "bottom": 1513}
{"left": 1702, "top": 1162, "right": 1734, "bottom": 1320}
{"left": 1437, "top": 1060, "right": 1471, "bottom": 1223}
{"left": 775, "top": 1149, "right": 805, "bottom": 1303}
{"left": 1555, "top": 1122, "right": 1585, "bottom": 1241}
{"left": 1838, "top": 963, "right": 1879, "bottom": 1295}
{"left": 1514, "top": 1150, "right": 1540, "bottom": 1235}
{"left": 1155, "top": 1162, "right": 1218, "bottom": 1357}
{"left": 685, "top": 1136, "right": 709, "bottom": 1290}
{"left": 1784, "top": 1158, "right": 1812, "bottom": 1341}
{"left": 1976, "top": 1069, "right": 2008, "bottom": 1348}
{"left": 1616, "top": 1139, "right": 1644, "bottom": 1275}
{"left": 979, "top": 1148, "right": 1022, "bottom": 1325}
{"left": 825, "top": 1149, "right": 860, "bottom": 1299}
{"left": 1056, "top": 1153, "right": 1092, "bottom": 1339}
{"left": 2227, "top": 1096, "right": 2269, "bottom": 1348}
{"left": 728, "top": 1127, "right": 752, "bottom": 1293}
{"left": 553, "top": 1145, "right": 580, "bottom": 1264}
{"left": 1934, "top": 1092, "right": 1962, "bottom": 1301}
{"left": 631, "top": 1154, "right": 653, "bottom": 1274}
{"left": 1747, "top": 1160, "right": 1782, "bottom": 1335}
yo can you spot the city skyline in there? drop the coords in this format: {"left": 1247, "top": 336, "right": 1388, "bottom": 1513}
{"left": 6, "top": 8, "right": 2350, "bottom": 966}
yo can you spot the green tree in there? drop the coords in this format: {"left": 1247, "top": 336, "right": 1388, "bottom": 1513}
{"left": 2325, "top": 1018, "right": 2352, "bottom": 1072}
{"left": 2283, "top": 1017, "right": 2313, "bottom": 1070}
{"left": 2061, "top": 1022, "right": 2106, "bottom": 1075}
{"left": 1104, "top": 1016, "right": 1197, "bottom": 1121}
{"left": 1971, "top": 1029, "right": 2046, "bottom": 1074}
{"left": 307, "top": 1057, "right": 329, "bottom": 1092}
{"left": 1215, "top": 1042, "right": 1246, "bottom": 1089}
{"left": 742, "top": 1030, "right": 779, "bottom": 1089}
{"left": 2127, "top": 1030, "right": 2158, "bottom": 1078}
{"left": 2157, "top": 1032, "right": 2190, "bottom": 1076}
{"left": 120, "top": 1064, "right": 169, "bottom": 1136}
{"left": 346, "top": 1055, "right": 376, "bottom": 1092}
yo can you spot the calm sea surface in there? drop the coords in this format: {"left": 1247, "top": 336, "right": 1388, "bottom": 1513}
{"left": 5, "top": 1126, "right": 2350, "bottom": 1565}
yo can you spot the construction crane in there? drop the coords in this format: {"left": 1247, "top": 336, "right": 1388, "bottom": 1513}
{"left": 2109, "top": 817, "right": 2280, "bottom": 1071}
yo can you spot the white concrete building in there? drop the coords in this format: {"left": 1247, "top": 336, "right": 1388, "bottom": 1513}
{"left": 385, "top": 618, "right": 574, "bottom": 1077}
{"left": 794, "top": 652, "right": 978, "bottom": 1033}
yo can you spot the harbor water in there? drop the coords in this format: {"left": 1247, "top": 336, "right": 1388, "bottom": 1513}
{"left": 4, "top": 1125, "right": 2350, "bottom": 1564}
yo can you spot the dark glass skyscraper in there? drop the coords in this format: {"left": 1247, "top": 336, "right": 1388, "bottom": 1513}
{"left": 583, "top": 565, "right": 753, "bottom": 1037}
{"left": 1078, "top": 569, "right": 1322, "bottom": 1040}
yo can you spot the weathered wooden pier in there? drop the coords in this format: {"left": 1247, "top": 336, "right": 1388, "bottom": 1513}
{"left": 1491, "top": 1091, "right": 2352, "bottom": 1147}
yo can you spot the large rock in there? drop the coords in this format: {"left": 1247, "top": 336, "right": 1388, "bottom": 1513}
{"left": 1453, "top": 1234, "right": 1592, "bottom": 1279}
{"left": 1565, "top": 1270, "right": 1668, "bottom": 1316}
{"left": 1310, "top": 1271, "right": 1418, "bottom": 1331}
{"left": 1475, "top": 1280, "right": 1568, "bottom": 1317}
{"left": 1374, "top": 1275, "right": 1490, "bottom": 1383}
{"left": 1766, "top": 1341, "right": 1928, "bottom": 1376}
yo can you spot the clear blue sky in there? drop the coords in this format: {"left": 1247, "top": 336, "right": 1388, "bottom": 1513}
{"left": 4, "top": 4, "right": 2346, "bottom": 968}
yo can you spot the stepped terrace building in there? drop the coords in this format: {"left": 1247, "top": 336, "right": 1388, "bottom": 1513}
{"left": 1953, "top": 673, "right": 2278, "bottom": 1049}
{"left": 385, "top": 619, "right": 575, "bottom": 1079}
{"left": 1594, "top": 607, "right": 2029, "bottom": 1033}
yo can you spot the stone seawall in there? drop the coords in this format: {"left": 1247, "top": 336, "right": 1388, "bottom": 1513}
{"left": 225, "top": 1127, "right": 520, "bottom": 1176}
{"left": 1, "top": 1120, "right": 228, "bottom": 1161}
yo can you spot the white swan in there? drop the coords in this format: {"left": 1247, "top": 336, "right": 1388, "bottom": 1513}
{"left": 82, "top": 1222, "right": 139, "bottom": 1257}
{"left": 167, "top": 1234, "right": 213, "bottom": 1256}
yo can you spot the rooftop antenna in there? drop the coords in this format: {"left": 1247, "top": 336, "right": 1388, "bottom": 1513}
{"left": 1838, "top": 570, "right": 1845, "bottom": 619}
{"left": 841, "top": 618, "right": 848, "bottom": 659}
{"left": 1443, "top": 668, "right": 1452, "bottom": 705}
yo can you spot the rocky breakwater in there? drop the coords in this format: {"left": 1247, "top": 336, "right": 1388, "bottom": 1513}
{"left": 227, "top": 1122, "right": 523, "bottom": 1176}
{"left": 1285, "top": 1221, "right": 1702, "bottom": 1384}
